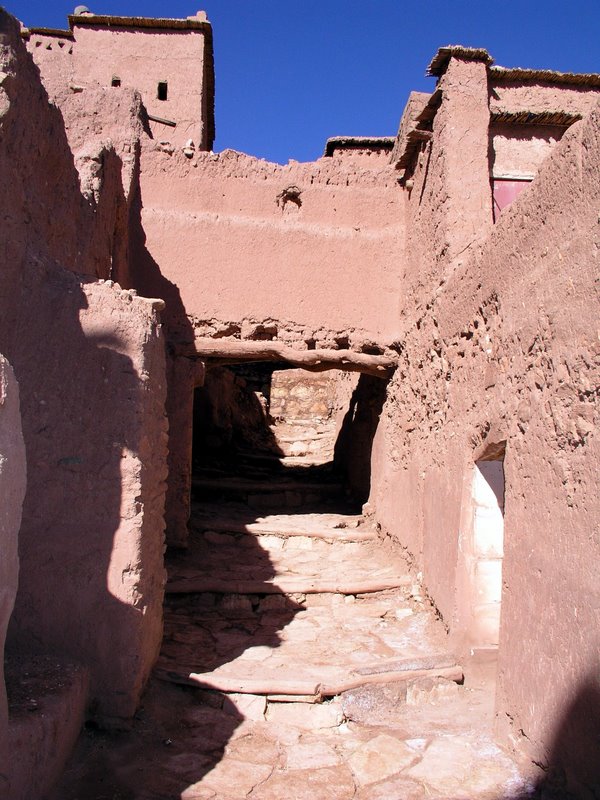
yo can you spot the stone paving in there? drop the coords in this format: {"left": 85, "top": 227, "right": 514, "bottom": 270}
{"left": 166, "top": 523, "right": 413, "bottom": 594}
{"left": 50, "top": 468, "right": 535, "bottom": 799}
{"left": 50, "top": 664, "right": 533, "bottom": 799}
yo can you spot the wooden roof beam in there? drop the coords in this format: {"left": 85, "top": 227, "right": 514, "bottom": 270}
{"left": 174, "top": 338, "right": 397, "bottom": 379}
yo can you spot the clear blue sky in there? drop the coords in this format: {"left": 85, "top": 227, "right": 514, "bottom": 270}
{"left": 4, "top": 0, "right": 599, "bottom": 163}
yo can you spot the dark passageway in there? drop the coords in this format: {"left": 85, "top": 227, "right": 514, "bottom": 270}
{"left": 190, "top": 362, "right": 386, "bottom": 513}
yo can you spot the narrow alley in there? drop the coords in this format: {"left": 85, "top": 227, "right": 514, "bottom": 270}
{"left": 49, "top": 367, "right": 530, "bottom": 800}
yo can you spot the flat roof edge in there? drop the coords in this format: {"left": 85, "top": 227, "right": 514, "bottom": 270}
{"left": 68, "top": 14, "right": 212, "bottom": 32}
{"left": 490, "top": 64, "right": 600, "bottom": 88}
{"left": 22, "top": 27, "right": 74, "bottom": 39}
{"left": 324, "top": 136, "right": 395, "bottom": 157}
{"left": 427, "top": 46, "right": 493, "bottom": 77}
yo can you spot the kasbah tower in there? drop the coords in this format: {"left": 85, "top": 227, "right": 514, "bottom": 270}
{"left": 0, "top": 4, "right": 599, "bottom": 799}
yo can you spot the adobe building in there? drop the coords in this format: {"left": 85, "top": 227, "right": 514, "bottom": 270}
{"left": 1, "top": 5, "right": 599, "bottom": 798}
{"left": 21, "top": 5, "right": 215, "bottom": 148}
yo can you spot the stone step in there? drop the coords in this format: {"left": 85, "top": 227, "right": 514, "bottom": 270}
{"left": 156, "top": 594, "right": 461, "bottom": 702}
{"left": 166, "top": 533, "right": 411, "bottom": 595}
{"left": 274, "top": 430, "right": 334, "bottom": 443}
{"left": 5, "top": 654, "right": 89, "bottom": 800}
{"left": 276, "top": 444, "right": 334, "bottom": 459}
{"left": 273, "top": 438, "right": 335, "bottom": 459}
{"left": 189, "top": 505, "right": 376, "bottom": 542}
{"left": 191, "top": 479, "right": 347, "bottom": 511}
{"left": 198, "top": 459, "right": 335, "bottom": 479}
{"left": 236, "top": 452, "right": 333, "bottom": 469}
{"left": 166, "top": 574, "right": 410, "bottom": 594}
{"left": 191, "top": 475, "right": 344, "bottom": 496}
{"left": 279, "top": 455, "right": 332, "bottom": 465}
{"left": 191, "top": 467, "right": 337, "bottom": 486}
{"left": 192, "top": 459, "right": 328, "bottom": 474}
{"left": 156, "top": 664, "right": 463, "bottom": 699}
{"left": 272, "top": 419, "right": 337, "bottom": 430}
{"left": 270, "top": 421, "right": 337, "bottom": 458}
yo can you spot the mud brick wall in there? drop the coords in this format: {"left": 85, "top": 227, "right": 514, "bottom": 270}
{"left": 402, "top": 57, "right": 493, "bottom": 315}
{"left": 131, "top": 146, "right": 405, "bottom": 344}
{"left": 371, "top": 101, "right": 600, "bottom": 792}
{"left": 0, "top": 10, "right": 168, "bottom": 725}
{"left": 270, "top": 369, "right": 338, "bottom": 422}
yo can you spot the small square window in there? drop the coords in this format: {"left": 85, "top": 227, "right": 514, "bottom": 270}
{"left": 111, "top": 76, "right": 121, "bottom": 88}
{"left": 157, "top": 81, "right": 168, "bottom": 101}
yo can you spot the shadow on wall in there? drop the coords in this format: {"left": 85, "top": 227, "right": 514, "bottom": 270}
{"left": 0, "top": 10, "right": 169, "bottom": 794}
{"left": 334, "top": 373, "right": 388, "bottom": 505}
{"left": 125, "top": 159, "right": 194, "bottom": 342}
{"left": 48, "top": 456, "right": 303, "bottom": 798}
{"left": 125, "top": 160, "right": 197, "bottom": 546}
{"left": 192, "top": 364, "right": 285, "bottom": 468}
{"left": 1, "top": 267, "right": 166, "bottom": 794}
{"left": 501, "top": 670, "right": 600, "bottom": 799}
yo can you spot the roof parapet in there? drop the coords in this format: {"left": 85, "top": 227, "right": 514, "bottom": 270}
{"left": 490, "top": 65, "right": 600, "bottom": 88}
{"left": 490, "top": 110, "right": 583, "bottom": 127}
{"left": 427, "top": 45, "right": 600, "bottom": 88}
{"left": 67, "top": 13, "right": 211, "bottom": 32}
{"left": 21, "top": 27, "right": 74, "bottom": 39}
{"left": 323, "top": 136, "right": 394, "bottom": 158}
{"left": 426, "top": 46, "right": 493, "bottom": 77}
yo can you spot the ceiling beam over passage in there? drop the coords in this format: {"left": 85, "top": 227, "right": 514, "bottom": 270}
{"left": 174, "top": 338, "right": 397, "bottom": 379}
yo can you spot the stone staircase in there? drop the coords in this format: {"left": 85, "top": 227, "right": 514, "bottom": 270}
{"left": 270, "top": 417, "right": 338, "bottom": 462}
{"left": 47, "top": 454, "right": 529, "bottom": 800}
{"left": 160, "top": 454, "right": 463, "bottom": 712}
{"left": 191, "top": 468, "right": 345, "bottom": 511}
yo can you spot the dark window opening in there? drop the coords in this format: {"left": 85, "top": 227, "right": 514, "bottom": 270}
{"left": 157, "top": 81, "right": 168, "bottom": 101}
{"left": 111, "top": 76, "right": 121, "bottom": 88}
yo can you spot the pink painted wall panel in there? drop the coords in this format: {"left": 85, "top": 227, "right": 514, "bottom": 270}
{"left": 492, "top": 178, "right": 531, "bottom": 220}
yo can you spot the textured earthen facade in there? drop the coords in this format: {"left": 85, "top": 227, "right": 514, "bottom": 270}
{"left": 0, "top": 356, "right": 26, "bottom": 797}
{"left": 23, "top": 8, "right": 214, "bottom": 148}
{"left": 1, "top": 7, "right": 599, "bottom": 798}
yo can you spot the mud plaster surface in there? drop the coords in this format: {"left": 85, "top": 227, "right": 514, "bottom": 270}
{"left": 0, "top": 356, "right": 26, "bottom": 795}
{"left": 371, "top": 97, "right": 600, "bottom": 778}
{"left": 1, "top": 10, "right": 169, "bottom": 727}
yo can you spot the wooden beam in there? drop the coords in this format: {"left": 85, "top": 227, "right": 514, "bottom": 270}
{"left": 175, "top": 338, "right": 396, "bottom": 379}
{"left": 147, "top": 113, "right": 177, "bottom": 127}
{"left": 156, "top": 664, "right": 464, "bottom": 697}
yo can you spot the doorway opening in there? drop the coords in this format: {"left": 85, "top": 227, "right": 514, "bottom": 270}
{"left": 468, "top": 448, "right": 505, "bottom": 653}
